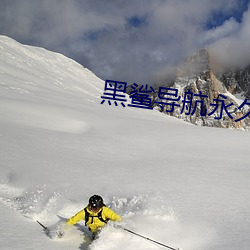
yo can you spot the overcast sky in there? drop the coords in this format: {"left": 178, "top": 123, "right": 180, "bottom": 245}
{"left": 0, "top": 0, "right": 249, "bottom": 85}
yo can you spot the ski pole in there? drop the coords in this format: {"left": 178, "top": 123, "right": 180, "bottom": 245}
{"left": 122, "top": 227, "right": 180, "bottom": 250}
{"left": 37, "top": 220, "right": 48, "bottom": 231}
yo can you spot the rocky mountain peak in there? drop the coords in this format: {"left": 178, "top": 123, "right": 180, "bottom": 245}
{"left": 154, "top": 49, "right": 250, "bottom": 130}
{"left": 177, "top": 48, "right": 210, "bottom": 78}
{"left": 216, "top": 66, "right": 250, "bottom": 99}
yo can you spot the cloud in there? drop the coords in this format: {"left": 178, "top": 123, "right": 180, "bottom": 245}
{"left": 200, "top": 18, "right": 240, "bottom": 45}
{"left": 209, "top": 4, "right": 250, "bottom": 69}
{"left": 0, "top": 0, "right": 249, "bottom": 84}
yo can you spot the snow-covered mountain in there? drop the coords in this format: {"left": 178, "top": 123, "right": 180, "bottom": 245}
{"left": 0, "top": 36, "right": 250, "bottom": 250}
{"left": 154, "top": 49, "right": 250, "bottom": 130}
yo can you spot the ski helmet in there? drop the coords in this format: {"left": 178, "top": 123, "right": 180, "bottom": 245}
{"left": 89, "top": 195, "right": 104, "bottom": 210}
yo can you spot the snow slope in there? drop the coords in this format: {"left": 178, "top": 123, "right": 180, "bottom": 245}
{"left": 0, "top": 36, "right": 250, "bottom": 250}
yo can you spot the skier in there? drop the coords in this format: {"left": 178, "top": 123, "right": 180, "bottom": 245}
{"left": 66, "top": 194, "right": 121, "bottom": 239}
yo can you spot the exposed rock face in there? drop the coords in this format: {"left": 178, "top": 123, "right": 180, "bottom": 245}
{"left": 217, "top": 66, "right": 250, "bottom": 99}
{"left": 154, "top": 49, "right": 250, "bottom": 130}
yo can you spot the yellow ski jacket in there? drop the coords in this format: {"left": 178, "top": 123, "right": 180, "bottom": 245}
{"left": 67, "top": 206, "right": 121, "bottom": 233}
